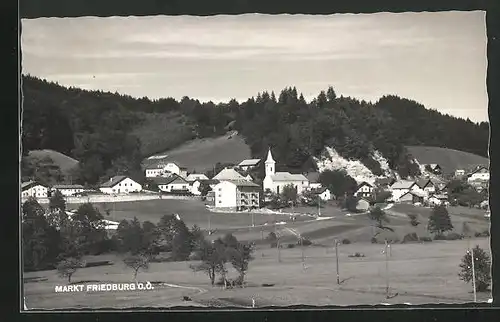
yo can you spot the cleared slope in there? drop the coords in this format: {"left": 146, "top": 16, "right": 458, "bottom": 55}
{"left": 142, "top": 133, "right": 252, "bottom": 172}
{"left": 406, "top": 146, "right": 488, "bottom": 174}
{"left": 27, "top": 149, "right": 79, "bottom": 174}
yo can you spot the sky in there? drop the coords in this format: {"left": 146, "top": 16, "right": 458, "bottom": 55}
{"left": 21, "top": 12, "right": 488, "bottom": 122}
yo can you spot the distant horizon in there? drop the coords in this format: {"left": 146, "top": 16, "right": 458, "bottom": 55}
{"left": 21, "top": 13, "right": 488, "bottom": 122}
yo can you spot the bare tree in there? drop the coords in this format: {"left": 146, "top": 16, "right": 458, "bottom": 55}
{"left": 57, "top": 257, "right": 84, "bottom": 284}
{"left": 123, "top": 254, "right": 150, "bottom": 282}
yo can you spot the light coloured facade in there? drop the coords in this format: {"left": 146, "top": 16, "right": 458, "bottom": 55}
{"left": 238, "top": 159, "right": 261, "bottom": 172}
{"left": 262, "top": 149, "right": 309, "bottom": 195}
{"left": 145, "top": 162, "right": 188, "bottom": 178}
{"left": 389, "top": 180, "right": 421, "bottom": 201}
{"left": 468, "top": 167, "right": 489, "bottom": 182}
{"left": 158, "top": 175, "right": 190, "bottom": 193}
{"left": 214, "top": 180, "right": 260, "bottom": 210}
{"left": 213, "top": 167, "right": 248, "bottom": 181}
{"left": 21, "top": 181, "right": 49, "bottom": 199}
{"left": 99, "top": 176, "right": 142, "bottom": 194}
{"left": 52, "top": 184, "right": 85, "bottom": 197}
{"left": 354, "top": 182, "right": 374, "bottom": 198}
{"left": 186, "top": 174, "right": 209, "bottom": 181}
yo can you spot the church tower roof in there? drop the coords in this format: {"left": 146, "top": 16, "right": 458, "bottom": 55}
{"left": 265, "top": 148, "right": 275, "bottom": 163}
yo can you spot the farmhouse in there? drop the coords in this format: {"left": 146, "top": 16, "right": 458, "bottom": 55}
{"left": 145, "top": 162, "right": 188, "bottom": 178}
{"left": 262, "top": 148, "right": 309, "bottom": 195}
{"left": 454, "top": 169, "right": 466, "bottom": 177}
{"left": 186, "top": 173, "right": 209, "bottom": 182}
{"left": 21, "top": 181, "right": 49, "bottom": 199}
{"left": 467, "top": 166, "right": 489, "bottom": 182}
{"left": 52, "top": 184, "right": 85, "bottom": 197}
{"left": 310, "top": 187, "right": 332, "bottom": 201}
{"left": 416, "top": 178, "right": 438, "bottom": 196}
{"left": 354, "top": 182, "right": 374, "bottom": 198}
{"left": 428, "top": 194, "right": 449, "bottom": 206}
{"left": 422, "top": 163, "right": 442, "bottom": 174}
{"left": 99, "top": 176, "right": 142, "bottom": 194}
{"left": 389, "top": 180, "right": 420, "bottom": 201}
{"left": 155, "top": 175, "right": 190, "bottom": 193}
{"left": 399, "top": 191, "right": 425, "bottom": 204}
{"left": 237, "top": 159, "right": 261, "bottom": 172}
{"left": 213, "top": 180, "right": 261, "bottom": 211}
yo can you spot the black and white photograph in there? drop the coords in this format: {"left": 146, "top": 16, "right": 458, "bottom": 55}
{"left": 20, "top": 11, "right": 492, "bottom": 309}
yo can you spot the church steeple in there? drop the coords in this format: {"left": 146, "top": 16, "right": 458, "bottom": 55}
{"left": 265, "top": 148, "right": 275, "bottom": 176}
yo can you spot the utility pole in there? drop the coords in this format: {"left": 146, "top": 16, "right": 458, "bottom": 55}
{"left": 385, "top": 240, "right": 390, "bottom": 299}
{"left": 335, "top": 239, "right": 340, "bottom": 285}
{"left": 318, "top": 197, "right": 321, "bottom": 217}
{"left": 208, "top": 213, "right": 211, "bottom": 233}
{"left": 252, "top": 212, "right": 255, "bottom": 228}
{"left": 470, "top": 246, "right": 477, "bottom": 303}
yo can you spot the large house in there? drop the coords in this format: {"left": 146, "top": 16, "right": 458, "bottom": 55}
{"left": 310, "top": 187, "right": 332, "bottom": 201}
{"left": 52, "top": 184, "right": 85, "bottom": 197}
{"left": 154, "top": 175, "right": 190, "bottom": 193}
{"left": 354, "top": 182, "right": 374, "bottom": 198}
{"left": 389, "top": 180, "right": 420, "bottom": 201}
{"left": 416, "top": 178, "right": 438, "bottom": 196}
{"left": 21, "top": 181, "right": 49, "bottom": 199}
{"left": 237, "top": 159, "right": 261, "bottom": 172}
{"left": 262, "top": 149, "right": 309, "bottom": 195}
{"left": 145, "top": 162, "right": 188, "bottom": 178}
{"left": 467, "top": 166, "right": 489, "bottom": 182}
{"left": 213, "top": 180, "right": 261, "bottom": 211}
{"left": 186, "top": 173, "right": 209, "bottom": 182}
{"left": 213, "top": 167, "right": 249, "bottom": 181}
{"left": 99, "top": 176, "right": 143, "bottom": 194}
{"left": 399, "top": 191, "right": 425, "bottom": 204}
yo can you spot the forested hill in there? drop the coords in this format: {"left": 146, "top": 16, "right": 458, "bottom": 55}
{"left": 21, "top": 75, "right": 489, "bottom": 186}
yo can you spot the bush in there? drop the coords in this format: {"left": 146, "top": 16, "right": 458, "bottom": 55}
{"left": 402, "top": 232, "right": 419, "bottom": 243}
{"left": 348, "top": 252, "right": 365, "bottom": 258}
{"left": 419, "top": 236, "right": 433, "bottom": 242}
{"left": 342, "top": 238, "right": 351, "bottom": 244}
{"left": 446, "top": 232, "right": 464, "bottom": 240}
{"left": 474, "top": 230, "right": 490, "bottom": 238}
{"left": 287, "top": 244, "right": 295, "bottom": 249}
{"left": 299, "top": 238, "right": 313, "bottom": 246}
{"left": 371, "top": 237, "right": 378, "bottom": 244}
{"left": 84, "top": 260, "right": 113, "bottom": 268}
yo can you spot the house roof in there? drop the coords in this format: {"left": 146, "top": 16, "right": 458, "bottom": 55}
{"left": 357, "top": 181, "right": 373, "bottom": 188}
{"left": 228, "top": 180, "right": 260, "bottom": 188}
{"left": 416, "top": 178, "right": 435, "bottom": 189}
{"left": 390, "top": 180, "right": 416, "bottom": 189}
{"left": 100, "top": 176, "right": 129, "bottom": 188}
{"left": 311, "top": 187, "right": 329, "bottom": 194}
{"left": 265, "top": 148, "right": 275, "bottom": 163}
{"left": 375, "top": 177, "right": 394, "bottom": 186}
{"left": 401, "top": 190, "right": 425, "bottom": 198}
{"left": 186, "top": 174, "right": 209, "bottom": 181}
{"left": 198, "top": 179, "right": 220, "bottom": 185}
{"left": 156, "top": 174, "right": 189, "bottom": 185}
{"left": 53, "top": 184, "right": 84, "bottom": 189}
{"left": 306, "top": 172, "right": 320, "bottom": 183}
{"left": 423, "top": 163, "right": 441, "bottom": 170}
{"left": 469, "top": 165, "right": 489, "bottom": 175}
{"left": 213, "top": 168, "right": 247, "bottom": 181}
{"left": 271, "top": 172, "right": 309, "bottom": 182}
{"left": 238, "top": 159, "right": 261, "bottom": 167}
{"left": 432, "top": 194, "right": 448, "bottom": 199}
{"left": 21, "top": 181, "right": 47, "bottom": 190}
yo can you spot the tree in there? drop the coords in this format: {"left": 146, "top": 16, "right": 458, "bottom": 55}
{"left": 408, "top": 214, "right": 420, "bottom": 227}
{"left": 427, "top": 205, "right": 453, "bottom": 236}
{"left": 267, "top": 231, "right": 278, "bottom": 248}
{"left": 318, "top": 170, "right": 357, "bottom": 197}
{"left": 190, "top": 239, "right": 229, "bottom": 286}
{"left": 367, "top": 206, "right": 390, "bottom": 230}
{"left": 57, "top": 257, "right": 84, "bottom": 283}
{"left": 374, "top": 188, "right": 392, "bottom": 203}
{"left": 281, "top": 184, "right": 298, "bottom": 208}
{"left": 71, "top": 203, "right": 107, "bottom": 254}
{"left": 458, "top": 245, "right": 491, "bottom": 292}
{"left": 228, "top": 242, "right": 254, "bottom": 285}
{"left": 47, "top": 190, "right": 69, "bottom": 229}
{"left": 326, "top": 86, "right": 337, "bottom": 102}
{"left": 123, "top": 254, "right": 150, "bottom": 282}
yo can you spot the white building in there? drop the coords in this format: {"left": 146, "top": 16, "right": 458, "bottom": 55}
{"left": 468, "top": 166, "right": 489, "bottom": 182}
{"left": 354, "top": 182, "right": 374, "bottom": 198}
{"left": 416, "top": 179, "right": 438, "bottom": 196}
{"left": 213, "top": 180, "right": 260, "bottom": 211}
{"left": 145, "top": 162, "right": 188, "bottom": 178}
{"left": 237, "top": 159, "right": 261, "bottom": 172}
{"left": 52, "top": 184, "right": 85, "bottom": 197}
{"left": 155, "top": 175, "right": 190, "bottom": 193}
{"left": 389, "top": 180, "right": 420, "bottom": 201}
{"left": 21, "top": 181, "right": 49, "bottom": 199}
{"left": 262, "top": 148, "right": 309, "bottom": 195}
{"left": 455, "top": 169, "right": 466, "bottom": 177}
{"left": 99, "top": 176, "right": 143, "bottom": 194}
{"left": 311, "top": 187, "right": 332, "bottom": 201}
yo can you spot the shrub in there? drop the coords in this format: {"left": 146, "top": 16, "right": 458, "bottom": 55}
{"left": 474, "top": 230, "right": 490, "bottom": 238}
{"left": 402, "top": 232, "right": 419, "bottom": 243}
{"left": 419, "top": 236, "right": 433, "bottom": 242}
{"left": 348, "top": 252, "right": 365, "bottom": 258}
{"left": 446, "top": 232, "right": 464, "bottom": 240}
{"left": 459, "top": 245, "right": 491, "bottom": 292}
{"left": 371, "top": 237, "right": 378, "bottom": 244}
{"left": 342, "top": 238, "right": 351, "bottom": 244}
{"left": 287, "top": 244, "right": 295, "bottom": 249}
{"left": 299, "top": 238, "right": 313, "bottom": 246}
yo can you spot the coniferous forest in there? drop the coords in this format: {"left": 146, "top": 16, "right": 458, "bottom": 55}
{"left": 21, "top": 75, "right": 489, "bottom": 186}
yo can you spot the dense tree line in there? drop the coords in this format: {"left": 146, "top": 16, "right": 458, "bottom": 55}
{"left": 22, "top": 75, "right": 489, "bottom": 185}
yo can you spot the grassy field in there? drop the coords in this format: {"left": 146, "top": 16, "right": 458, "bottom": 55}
{"left": 406, "top": 145, "right": 488, "bottom": 174}
{"left": 27, "top": 149, "right": 79, "bottom": 175}
{"left": 141, "top": 133, "right": 252, "bottom": 173}
{"left": 23, "top": 237, "right": 491, "bottom": 309}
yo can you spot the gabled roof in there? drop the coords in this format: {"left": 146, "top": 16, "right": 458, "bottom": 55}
{"left": 100, "top": 176, "right": 130, "bottom": 188}
{"left": 227, "top": 180, "right": 260, "bottom": 188}
{"left": 186, "top": 174, "right": 209, "bottom": 181}
{"left": 375, "top": 177, "right": 394, "bottom": 186}
{"left": 198, "top": 179, "right": 220, "bottom": 185}
{"left": 469, "top": 165, "right": 489, "bottom": 175}
{"left": 21, "top": 181, "right": 47, "bottom": 190}
{"left": 156, "top": 174, "right": 188, "bottom": 186}
{"left": 416, "top": 178, "right": 435, "bottom": 189}
{"left": 400, "top": 190, "right": 425, "bottom": 198}
{"left": 390, "top": 180, "right": 416, "bottom": 189}
{"left": 357, "top": 181, "right": 373, "bottom": 188}
{"left": 423, "top": 163, "right": 441, "bottom": 170}
{"left": 271, "top": 172, "right": 309, "bottom": 182}
{"left": 311, "top": 187, "right": 329, "bottom": 194}
{"left": 53, "top": 184, "right": 84, "bottom": 189}
{"left": 238, "top": 159, "right": 261, "bottom": 167}
{"left": 213, "top": 168, "right": 247, "bottom": 181}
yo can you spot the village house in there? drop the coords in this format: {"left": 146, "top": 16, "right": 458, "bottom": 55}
{"left": 428, "top": 193, "right": 450, "bottom": 206}
{"left": 262, "top": 148, "right": 309, "bottom": 195}
{"left": 399, "top": 190, "right": 425, "bottom": 205}
{"left": 99, "top": 176, "right": 143, "bottom": 194}
{"left": 155, "top": 174, "right": 190, "bottom": 193}
{"left": 389, "top": 180, "right": 421, "bottom": 201}
{"left": 416, "top": 178, "right": 438, "bottom": 196}
{"left": 454, "top": 169, "right": 466, "bottom": 177}
{"left": 310, "top": 187, "right": 332, "bottom": 201}
{"left": 213, "top": 180, "right": 261, "bottom": 211}
{"left": 186, "top": 173, "right": 209, "bottom": 182}
{"left": 52, "top": 184, "right": 85, "bottom": 197}
{"left": 374, "top": 177, "right": 395, "bottom": 189}
{"left": 422, "top": 163, "right": 442, "bottom": 175}
{"left": 354, "top": 182, "right": 374, "bottom": 198}
{"left": 306, "top": 172, "right": 322, "bottom": 190}
{"left": 21, "top": 181, "right": 49, "bottom": 199}
{"left": 237, "top": 159, "right": 261, "bottom": 172}
{"left": 213, "top": 167, "right": 250, "bottom": 181}
{"left": 145, "top": 162, "right": 188, "bottom": 178}
{"left": 467, "top": 166, "right": 489, "bottom": 182}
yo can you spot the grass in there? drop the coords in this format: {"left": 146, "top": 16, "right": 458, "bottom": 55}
{"left": 141, "top": 133, "right": 252, "bottom": 173}
{"left": 406, "top": 145, "right": 488, "bottom": 174}
{"left": 27, "top": 149, "right": 79, "bottom": 174}
{"left": 23, "top": 238, "right": 491, "bottom": 309}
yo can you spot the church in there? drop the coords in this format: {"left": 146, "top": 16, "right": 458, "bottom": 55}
{"left": 262, "top": 148, "right": 310, "bottom": 195}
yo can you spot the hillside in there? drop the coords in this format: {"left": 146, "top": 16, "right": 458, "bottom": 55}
{"left": 27, "top": 149, "right": 79, "bottom": 174}
{"left": 142, "top": 132, "right": 251, "bottom": 172}
{"left": 406, "top": 146, "right": 489, "bottom": 174}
